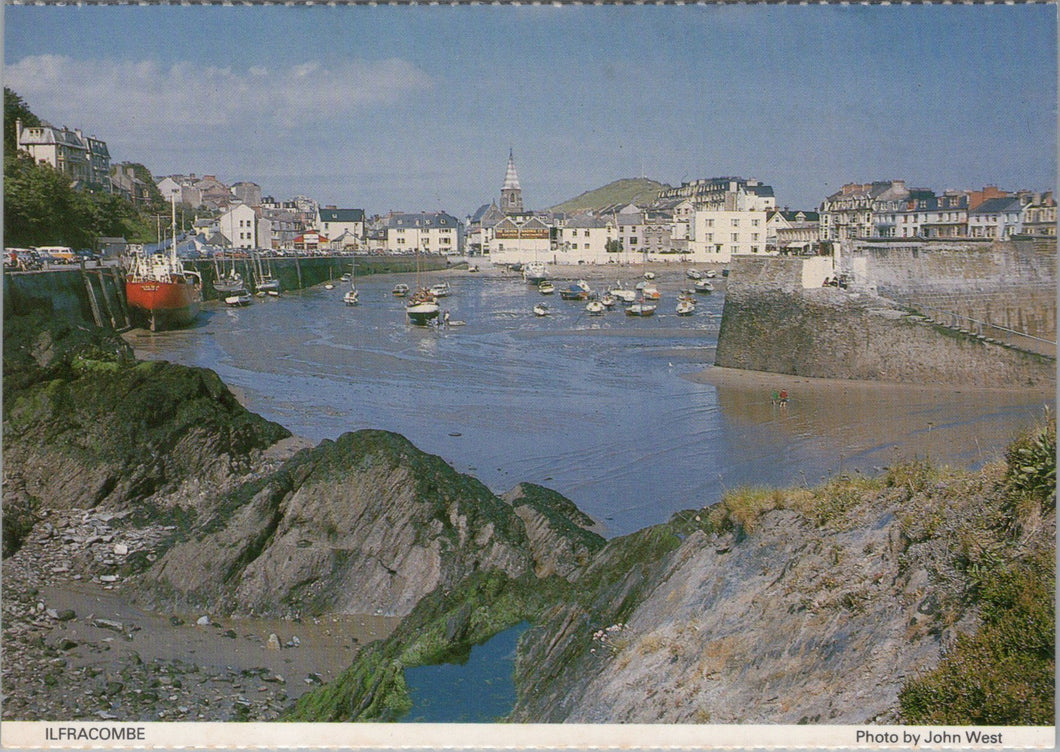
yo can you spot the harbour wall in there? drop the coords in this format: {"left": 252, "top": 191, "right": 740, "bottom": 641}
{"left": 3, "top": 255, "right": 454, "bottom": 329}
{"left": 715, "top": 240, "right": 1056, "bottom": 387}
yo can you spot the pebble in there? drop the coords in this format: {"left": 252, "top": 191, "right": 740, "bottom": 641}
{"left": 196, "top": 615, "right": 211, "bottom": 626}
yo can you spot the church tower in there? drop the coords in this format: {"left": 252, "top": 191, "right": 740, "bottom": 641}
{"left": 500, "top": 149, "right": 524, "bottom": 215}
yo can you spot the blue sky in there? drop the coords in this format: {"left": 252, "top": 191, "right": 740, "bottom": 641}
{"left": 5, "top": 5, "right": 1056, "bottom": 217}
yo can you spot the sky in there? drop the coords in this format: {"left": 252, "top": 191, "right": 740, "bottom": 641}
{"left": 4, "top": 4, "right": 1056, "bottom": 217}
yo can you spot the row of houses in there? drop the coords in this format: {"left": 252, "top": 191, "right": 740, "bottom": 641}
{"left": 820, "top": 181, "right": 1057, "bottom": 243}
{"left": 17, "top": 119, "right": 1054, "bottom": 258}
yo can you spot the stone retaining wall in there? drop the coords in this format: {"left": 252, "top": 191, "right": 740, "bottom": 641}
{"left": 716, "top": 241, "right": 1056, "bottom": 386}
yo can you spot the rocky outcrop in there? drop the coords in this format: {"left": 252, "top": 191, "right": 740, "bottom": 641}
{"left": 2, "top": 313, "right": 291, "bottom": 558}
{"left": 510, "top": 458, "right": 1055, "bottom": 723}
{"left": 503, "top": 483, "right": 604, "bottom": 579}
{"left": 136, "top": 432, "right": 598, "bottom": 619}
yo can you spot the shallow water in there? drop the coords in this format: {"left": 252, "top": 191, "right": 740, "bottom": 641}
{"left": 128, "top": 268, "right": 1051, "bottom": 538}
{"left": 402, "top": 622, "right": 529, "bottom": 723}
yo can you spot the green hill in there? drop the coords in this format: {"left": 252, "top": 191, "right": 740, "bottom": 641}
{"left": 551, "top": 178, "right": 669, "bottom": 214}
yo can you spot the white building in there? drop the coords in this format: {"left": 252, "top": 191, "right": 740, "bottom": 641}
{"left": 16, "top": 119, "right": 111, "bottom": 191}
{"left": 218, "top": 203, "right": 261, "bottom": 249}
{"left": 553, "top": 214, "right": 616, "bottom": 264}
{"left": 489, "top": 215, "right": 551, "bottom": 264}
{"left": 316, "top": 208, "right": 366, "bottom": 248}
{"left": 968, "top": 197, "right": 1024, "bottom": 240}
{"left": 685, "top": 177, "right": 775, "bottom": 261}
{"left": 385, "top": 212, "right": 463, "bottom": 254}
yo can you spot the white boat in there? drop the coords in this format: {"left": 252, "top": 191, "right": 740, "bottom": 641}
{"left": 643, "top": 271, "right": 656, "bottom": 280}
{"left": 406, "top": 289, "right": 440, "bottom": 325}
{"left": 609, "top": 284, "right": 637, "bottom": 304}
{"left": 585, "top": 300, "right": 605, "bottom": 315}
{"left": 705, "top": 269, "right": 717, "bottom": 278}
{"left": 695, "top": 279, "right": 714, "bottom": 293}
{"left": 538, "top": 280, "right": 555, "bottom": 295}
{"left": 675, "top": 299, "right": 696, "bottom": 316}
{"left": 392, "top": 283, "right": 410, "bottom": 297}
{"left": 600, "top": 293, "right": 616, "bottom": 308}
{"left": 344, "top": 261, "right": 359, "bottom": 305}
{"left": 533, "top": 302, "right": 550, "bottom": 317}
{"left": 641, "top": 284, "right": 661, "bottom": 301}
{"left": 429, "top": 281, "right": 451, "bottom": 298}
{"left": 635, "top": 280, "right": 646, "bottom": 291}
{"left": 224, "top": 292, "right": 252, "bottom": 307}
{"left": 686, "top": 269, "right": 702, "bottom": 280}
{"left": 523, "top": 262, "right": 548, "bottom": 283}
{"left": 625, "top": 300, "right": 656, "bottom": 317}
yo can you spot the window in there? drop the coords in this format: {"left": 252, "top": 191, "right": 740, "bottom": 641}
{"left": 731, "top": 218, "right": 739, "bottom": 227}
{"left": 630, "top": 237, "right": 638, "bottom": 245}
{"left": 752, "top": 233, "right": 759, "bottom": 241}
{"left": 731, "top": 233, "right": 739, "bottom": 242}
{"left": 584, "top": 230, "right": 590, "bottom": 237}
{"left": 706, "top": 219, "right": 714, "bottom": 227}
{"left": 751, "top": 219, "right": 759, "bottom": 227}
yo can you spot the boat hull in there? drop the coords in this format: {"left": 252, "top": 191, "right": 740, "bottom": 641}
{"left": 407, "top": 303, "right": 440, "bottom": 325}
{"left": 126, "top": 278, "right": 201, "bottom": 331}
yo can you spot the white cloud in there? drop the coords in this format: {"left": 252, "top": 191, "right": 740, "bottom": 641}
{"left": 6, "top": 54, "right": 433, "bottom": 140}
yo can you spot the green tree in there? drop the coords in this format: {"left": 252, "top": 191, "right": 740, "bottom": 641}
{"left": 605, "top": 239, "right": 623, "bottom": 253}
{"left": 5, "top": 87, "right": 41, "bottom": 157}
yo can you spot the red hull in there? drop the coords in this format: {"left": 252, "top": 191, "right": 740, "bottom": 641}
{"left": 126, "top": 278, "right": 201, "bottom": 331}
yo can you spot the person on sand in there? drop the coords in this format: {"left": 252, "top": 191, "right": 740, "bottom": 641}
{"left": 779, "top": 389, "right": 788, "bottom": 406}
{"left": 443, "top": 309, "right": 451, "bottom": 328}
{"left": 771, "top": 389, "right": 779, "bottom": 406}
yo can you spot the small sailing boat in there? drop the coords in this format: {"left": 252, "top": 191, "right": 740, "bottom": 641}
{"left": 533, "top": 302, "right": 550, "bottom": 317}
{"left": 585, "top": 299, "right": 605, "bottom": 315}
{"left": 344, "top": 261, "right": 359, "bottom": 305}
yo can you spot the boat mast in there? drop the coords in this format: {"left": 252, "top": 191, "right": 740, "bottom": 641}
{"left": 170, "top": 191, "right": 178, "bottom": 264}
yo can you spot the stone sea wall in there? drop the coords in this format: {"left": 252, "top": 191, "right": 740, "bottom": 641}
{"left": 715, "top": 242, "right": 1056, "bottom": 387}
{"left": 2, "top": 255, "right": 455, "bottom": 327}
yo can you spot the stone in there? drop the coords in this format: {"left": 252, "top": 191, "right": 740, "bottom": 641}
{"left": 92, "top": 618, "right": 124, "bottom": 633}
{"left": 265, "top": 634, "right": 281, "bottom": 651}
{"left": 196, "top": 615, "right": 211, "bottom": 627}
{"left": 114, "top": 543, "right": 129, "bottom": 556}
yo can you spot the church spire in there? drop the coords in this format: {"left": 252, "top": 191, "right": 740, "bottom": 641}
{"left": 501, "top": 149, "right": 524, "bottom": 215}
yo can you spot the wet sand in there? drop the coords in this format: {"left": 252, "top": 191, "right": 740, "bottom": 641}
{"left": 694, "top": 365, "right": 1055, "bottom": 472}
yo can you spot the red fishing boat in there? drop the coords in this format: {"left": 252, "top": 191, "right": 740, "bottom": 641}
{"left": 125, "top": 196, "right": 202, "bottom": 331}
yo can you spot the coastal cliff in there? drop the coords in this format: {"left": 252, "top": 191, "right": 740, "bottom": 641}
{"left": 509, "top": 454, "right": 1054, "bottom": 723}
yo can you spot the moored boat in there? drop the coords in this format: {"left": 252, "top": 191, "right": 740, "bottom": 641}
{"left": 392, "top": 283, "right": 410, "bottom": 297}
{"left": 705, "top": 269, "right": 717, "bottom": 278}
{"left": 609, "top": 284, "right": 637, "bottom": 304}
{"left": 344, "top": 289, "right": 359, "bottom": 306}
{"left": 125, "top": 196, "right": 202, "bottom": 332}
{"left": 429, "top": 281, "right": 451, "bottom": 298}
{"left": 675, "top": 298, "right": 696, "bottom": 316}
{"left": 523, "top": 262, "right": 548, "bottom": 284}
{"left": 686, "top": 269, "right": 702, "bottom": 280}
{"left": 625, "top": 299, "right": 656, "bottom": 317}
{"left": 641, "top": 284, "right": 661, "bottom": 301}
{"left": 225, "top": 292, "right": 253, "bottom": 307}
{"left": 406, "top": 288, "right": 440, "bottom": 325}
{"left": 600, "top": 293, "right": 616, "bottom": 308}
{"left": 533, "top": 302, "right": 550, "bottom": 317}
{"left": 695, "top": 279, "right": 714, "bottom": 293}
{"left": 585, "top": 300, "right": 605, "bottom": 315}
{"left": 538, "top": 280, "right": 555, "bottom": 295}
{"left": 559, "top": 280, "right": 592, "bottom": 300}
